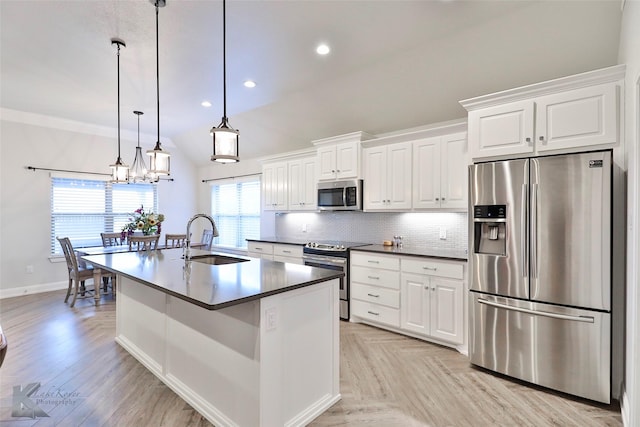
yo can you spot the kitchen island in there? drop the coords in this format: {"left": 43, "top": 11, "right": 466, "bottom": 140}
{"left": 82, "top": 248, "right": 343, "bottom": 427}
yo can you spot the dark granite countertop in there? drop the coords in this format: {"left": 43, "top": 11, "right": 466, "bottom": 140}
{"left": 351, "top": 245, "right": 468, "bottom": 261}
{"left": 82, "top": 248, "right": 343, "bottom": 310}
{"left": 246, "top": 237, "right": 310, "bottom": 246}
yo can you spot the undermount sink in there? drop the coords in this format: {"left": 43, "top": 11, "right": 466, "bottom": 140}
{"left": 188, "top": 254, "right": 249, "bottom": 265}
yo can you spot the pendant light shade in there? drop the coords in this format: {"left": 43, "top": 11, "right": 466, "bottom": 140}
{"left": 211, "top": 0, "right": 239, "bottom": 164}
{"left": 129, "top": 111, "right": 151, "bottom": 183}
{"left": 147, "top": 0, "right": 170, "bottom": 176}
{"left": 110, "top": 38, "right": 130, "bottom": 183}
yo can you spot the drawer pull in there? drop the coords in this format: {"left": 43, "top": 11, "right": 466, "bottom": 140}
{"left": 367, "top": 275, "right": 380, "bottom": 280}
{"left": 282, "top": 250, "right": 291, "bottom": 254}
{"left": 255, "top": 247, "right": 263, "bottom": 251}
{"left": 367, "top": 310, "right": 380, "bottom": 316}
{"left": 423, "top": 266, "right": 437, "bottom": 271}
{"left": 367, "top": 293, "right": 380, "bottom": 298}
{"left": 367, "top": 260, "right": 380, "bottom": 264}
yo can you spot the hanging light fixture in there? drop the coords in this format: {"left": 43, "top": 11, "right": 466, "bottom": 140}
{"left": 210, "top": 0, "right": 239, "bottom": 163}
{"left": 129, "top": 110, "right": 151, "bottom": 183}
{"left": 147, "top": 0, "right": 171, "bottom": 176}
{"left": 110, "top": 38, "right": 130, "bottom": 183}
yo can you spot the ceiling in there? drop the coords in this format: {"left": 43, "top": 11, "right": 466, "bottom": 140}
{"left": 0, "top": 0, "right": 622, "bottom": 167}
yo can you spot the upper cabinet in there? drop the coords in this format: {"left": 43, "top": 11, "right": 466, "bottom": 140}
{"left": 313, "top": 132, "right": 375, "bottom": 181}
{"left": 288, "top": 156, "right": 317, "bottom": 211}
{"left": 461, "top": 65, "right": 625, "bottom": 161}
{"left": 262, "top": 161, "right": 288, "bottom": 211}
{"left": 363, "top": 142, "right": 413, "bottom": 210}
{"left": 413, "top": 132, "right": 468, "bottom": 210}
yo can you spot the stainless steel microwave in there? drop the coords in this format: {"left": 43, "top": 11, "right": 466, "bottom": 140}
{"left": 317, "top": 179, "right": 363, "bottom": 211}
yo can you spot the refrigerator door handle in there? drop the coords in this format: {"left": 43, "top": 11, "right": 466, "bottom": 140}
{"left": 531, "top": 183, "right": 538, "bottom": 279}
{"left": 477, "top": 298, "right": 595, "bottom": 323}
{"left": 521, "top": 184, "right": 528, "bottom": 277}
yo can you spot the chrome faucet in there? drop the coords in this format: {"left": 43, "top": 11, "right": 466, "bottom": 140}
{"left": 184, "top": 213, "right": 218, "bottom": 260}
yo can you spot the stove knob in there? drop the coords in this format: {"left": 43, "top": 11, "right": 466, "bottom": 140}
{"left": 340, "top": 245, "right": 345, "bottom": 250}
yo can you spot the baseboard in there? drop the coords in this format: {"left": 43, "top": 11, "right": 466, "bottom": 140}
{"left": 0, "top": 281, "right": 67, "bottom": 299}
{"left": 621, "top": 386, "right": 630, "bottom": 427}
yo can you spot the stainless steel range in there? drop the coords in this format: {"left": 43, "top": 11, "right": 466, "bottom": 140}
{"left": 303, "top": 241, "right": 370, "bottom": 320}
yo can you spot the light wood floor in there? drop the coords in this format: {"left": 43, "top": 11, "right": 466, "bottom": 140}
{"left": 0, "top": 290, "right": 622, "bottom": 426}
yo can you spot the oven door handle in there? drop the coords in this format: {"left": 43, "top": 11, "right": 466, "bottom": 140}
{"left": 302, "top": 254, "right": 347, "bottom": 265}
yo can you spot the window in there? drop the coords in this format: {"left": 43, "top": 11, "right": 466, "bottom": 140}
{"left": 50, "top": 176, "right": 157, "bottom": 255}
{"left": 210, "top": 177, "right": 260, "bottom": 249}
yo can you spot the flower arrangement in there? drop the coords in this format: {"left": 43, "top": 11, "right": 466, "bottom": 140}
{"left": 122, "top": 206, "right": 165, "bottom": 237}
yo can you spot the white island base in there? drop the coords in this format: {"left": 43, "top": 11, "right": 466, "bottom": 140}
{"left": 115, "top": 276, "right": 341, "bottom": 427}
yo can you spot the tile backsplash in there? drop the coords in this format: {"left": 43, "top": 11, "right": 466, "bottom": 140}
{"left": 274, "top": 211, "right": 468, "bottom": 252}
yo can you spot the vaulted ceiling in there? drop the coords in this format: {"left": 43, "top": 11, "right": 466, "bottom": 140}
{"left": 0, "top": 0, "right": 622, "bottom": 166}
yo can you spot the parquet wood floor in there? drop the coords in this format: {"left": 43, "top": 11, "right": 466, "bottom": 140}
{"left": 0, "top": 291, "right": 622, "bottom": 426}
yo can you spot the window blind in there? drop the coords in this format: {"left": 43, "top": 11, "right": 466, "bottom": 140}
{"left": 210, "top": 179, "right": 260, "bottom": 249}
{"left": 50, "top": 177, "right": 157, "bottom": 254}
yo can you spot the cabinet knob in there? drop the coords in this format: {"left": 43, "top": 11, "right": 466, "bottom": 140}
{"left": 331, "top": 170, "right": 336, "bottom": 173}
{"left": 526, "top": 137, "right": 532, "bottom": 143}
{"left": 539, "top": 136, "right": 545, "bottom": 142}
{"left": 435, "top": 197, "right": 439, "bottom": 201}
{"left": 442, "top": 197, "right": 446, "bottom": 201}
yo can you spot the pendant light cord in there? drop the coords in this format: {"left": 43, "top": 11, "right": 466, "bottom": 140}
{"left": 116, "top": 42, "right": 122, "bottom": 159}
{"left": 223, "top": 0, "right": 227, "bottom": 121}
{"left": 155, "top": 2, "right": 160, "bottom": 145}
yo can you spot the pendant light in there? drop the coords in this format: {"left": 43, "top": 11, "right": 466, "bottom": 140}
{"left": 147, "top": 0, "right": 171, "bottom": 176}
{"left": 110, "top": 38, "right": 130, "bottom": 183}
{"left": 129, "top": 111, "right": 151, "bottom": 183}
{"left": 210, "top": 0, "right": 239, "bottom": 163}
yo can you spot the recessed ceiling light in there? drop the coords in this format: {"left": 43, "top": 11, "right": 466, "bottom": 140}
{"left": 316, "top": 44, "right": 330, "bottom": 55}
{"left": 201, "top": 100, "right": 212, "bottom": 107}
{"left": 244, "top": 80, "right": 256, "bottom": 88}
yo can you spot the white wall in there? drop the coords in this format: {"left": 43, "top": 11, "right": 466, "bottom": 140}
{"left": 0, "top": 112, "right": 198, "bottom": 297}
{"left": 618, "top": 1, "right": 640, "bottom": 425}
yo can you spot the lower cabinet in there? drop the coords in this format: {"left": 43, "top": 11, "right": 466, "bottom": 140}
{"left": 248, "top": 241, "right": 303, "bottom": 264}
{"left": 350, "top": 250, "right": 466, "bottom": 350}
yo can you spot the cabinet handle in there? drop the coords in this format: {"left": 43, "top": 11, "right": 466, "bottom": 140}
{"left": 367, "top": 293, "right": 380, "bottom": 298}
{"left": 283, "top": 250, "right": 291, "bottom": 254}
{"left": 423, "top": 266, "right": 437, "bottom": 271}
{"left": 539, "top": 136, "right": 545, "bottom": 142}
{"left": 526, "top": 137, "right": 532, "bottom": 143}
{"left": 367, "top": 310, "right": 380, "bottom": 316}
{"left": 367, "top": 276, "right": 380, "bottom": 280}
{"left": 255, "top": 247, "right": 263, "bottom": 251}
{"left": 367, "top": 260, "right": 380, "bottom": 264}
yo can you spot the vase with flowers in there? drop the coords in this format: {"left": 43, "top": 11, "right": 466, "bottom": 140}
{"left": 121, "top": 206, "right": 165, "bottom": 238}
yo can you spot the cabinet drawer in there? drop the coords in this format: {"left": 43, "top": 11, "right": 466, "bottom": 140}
{"left": 248, "top": 241, "right": 274, "bottom": 255}
{"left": 351, "top": 283, "right": 399, "bottom": 308}
{"left": 401, "top": 258, "right": 464, "bottom": 280}
{"left": 273, "top": 244, "right": 303, "bottom": 258}
{"left": 351, "top": 252, "right": 399, "bottom": 270}
{"left": 351, "top": 300, "right": 400, "bottom": 327}
{"left": 351, "top": 266, "right": 400, "bottom": 289}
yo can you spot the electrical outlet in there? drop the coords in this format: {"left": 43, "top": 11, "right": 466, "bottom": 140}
{"left": 302, "top": 223, "right": 307, "bottom": 232}
{"left": 26, "top": 265, "right": 34, "bottom": 274}
{"left": 439, "top": 227, "right": 447, "bottom": 240}
{"left": 265, "top": 307, "right": 278, "bottom": 331}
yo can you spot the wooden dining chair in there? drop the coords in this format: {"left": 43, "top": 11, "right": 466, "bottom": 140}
{"left": 101, "top": 232, "right": 123, "bottom": 246}
{"left": 128, "top": 235, "right": 160, "bottom": 251}
{"left": 57, "top": 237, "right": 116, "bottom": 307}
{"left": 165, "top": 233, "right": 187, "bottom": 248}
{"left": 201, "top": 229, "right": 214, "bottom": 249}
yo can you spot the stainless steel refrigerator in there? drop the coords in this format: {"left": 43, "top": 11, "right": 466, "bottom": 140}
{"left": 468, "top": 150, "right": 612, "bottom": 404}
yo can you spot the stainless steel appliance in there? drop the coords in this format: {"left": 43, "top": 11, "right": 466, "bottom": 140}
{"left": 303, "top": 241, "right": 369, "bottom": 320}
{"left": 317, "top": 179, "right": 363, "bottom": 211}
{"left": 469, "top": 150, "right": 612, "bottom": 403}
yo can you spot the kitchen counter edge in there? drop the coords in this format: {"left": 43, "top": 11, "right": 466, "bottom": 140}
{"left": 351, "top": 245, "right": 468, "bottom": 261}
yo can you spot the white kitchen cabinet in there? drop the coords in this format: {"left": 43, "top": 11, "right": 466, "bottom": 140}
{"left": 248, "top": 241, "right": 304, "bottom": 264}
{"left": 363, "top": 142, "right": 412, "bottom": 211}
{"left": 262, "top": 162, "right": 288, "bottom": 211}
{"left": 463, "top": 70, "right": 622, "bottom": 160}
{"left": 288, "top": 156, "right": 317, "bottom": 211}
{"left": 350, "top": 252, "right": 400, "bottom": 327}
{"left": 400, "top": 257, "right": 464, "bottom": 345}
{"left": 317, "top": 141, "right": 360, "bottom": 181}
{"left": 413, "top": 132, "right": 468, "bottom": 209}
